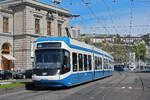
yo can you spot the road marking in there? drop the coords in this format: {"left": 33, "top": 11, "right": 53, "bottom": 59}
{"left": 121, "top": 87, "right": 125, "bottom": 89}
{"left": 128, "top": 87, "right": 133, "bottom": 89}
{"left": 90, "top": 97, "right": 95, "bottom": 99}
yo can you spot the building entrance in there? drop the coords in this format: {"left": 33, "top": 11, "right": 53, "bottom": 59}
{"left": 1, "top": 43, "right": 15, "bottom": 71}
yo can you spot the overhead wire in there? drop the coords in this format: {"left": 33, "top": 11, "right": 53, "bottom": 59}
{"left": 99, "top": 0, "right": 119, "bottom": 34}
{"left": 67, "top": 0, "right": 88, "bottom": 33}
{"left": 144, "top": 12, "right": 150, "bottom": 34}
{"left": 80, "top": 0, "right": 110, "bottom": 34}
{"left": 85, "top": 24, "right": 150, "bottom": 29}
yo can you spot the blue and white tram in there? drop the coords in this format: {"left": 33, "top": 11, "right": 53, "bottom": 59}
{"left": 32, "top": 37, "right": 114, "bottom": 87}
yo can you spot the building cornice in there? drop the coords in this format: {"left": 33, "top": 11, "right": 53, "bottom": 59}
{"left": 0, "top": 0, "right": 72, "bottom": 17}
{"left": 14, "top": 33, "right": 41, "bottom": 38}
{"left": 0, "top": 32, "right": 13, "bottom": 37}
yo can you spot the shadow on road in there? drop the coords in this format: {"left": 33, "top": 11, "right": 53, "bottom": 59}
{"left": 24, "top": 75, "right": 112, "bottom": 91}
{"left": 24, "top": 82, "right": 70, "bottom": 91}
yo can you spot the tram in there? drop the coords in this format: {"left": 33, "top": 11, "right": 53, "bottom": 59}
{"left": 32, "top": 37, "right": 114, "bottom": 87}
{"left": 114, "top": 64, "right": 128, "bottom": 71}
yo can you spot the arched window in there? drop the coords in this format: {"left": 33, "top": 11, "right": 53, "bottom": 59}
{"left": 1, "top": 43, "right": 10, "bottom": 54}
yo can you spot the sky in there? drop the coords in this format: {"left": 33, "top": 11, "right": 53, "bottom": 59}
{"left": 37, "top": 0, "right": 150, "bottom": 36}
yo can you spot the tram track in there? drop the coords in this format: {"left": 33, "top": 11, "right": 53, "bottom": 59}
{"left": 62, "top": 71, "right": 128, "bottom": 100}
{"left": 100, "top": 72, "right": 128, "bottom": 100}
{"left": 1, "top": 71, "right": 150, "bottom": 100}
{"left": 90, "top": 72, "right": 128, "bottom": 100}
{"left": 133, "top": 72, "right": 150, "bottom": 100}
{"left": 136, "top": 72, "right": 150, "bottom": 90}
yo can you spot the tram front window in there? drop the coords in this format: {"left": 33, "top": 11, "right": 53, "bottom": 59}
{"left": 34, "top": 49, "right": 70, "bottom": 76}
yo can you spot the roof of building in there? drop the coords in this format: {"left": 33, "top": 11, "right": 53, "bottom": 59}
{"left": 0, "top": 0, "right": 72, "bottom": 17}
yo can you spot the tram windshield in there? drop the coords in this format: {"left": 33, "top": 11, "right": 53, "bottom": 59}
{"left": 34, "top": 49, "right": 70, "bottom": 76}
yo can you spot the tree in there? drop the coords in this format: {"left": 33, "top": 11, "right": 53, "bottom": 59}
{"left": 84, "top": 37, "right": 91, "bottom": 44}
{"left": 114, "top": 34, "right": 121, "bottom": 44}
{"left": 138, "top": 44, "right": 147, "bottom": 61}
{"left": 93, "top": 42, "right": 102, "bottom": 48}
{"left": 132, "top": 44, "right": 147, "bottom": 61}
{"left": 111, "top": 45, "right": 129, "bottom": 64}
{"left": 100, "top": 41, "right": 129, "bottom": 64}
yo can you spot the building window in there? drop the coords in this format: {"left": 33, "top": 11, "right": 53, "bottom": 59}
{"left": 35, "top": 19, "right": 40, "bottom": 34}
{"left": 47, "top": 22, "right": 51, "bottom": 36}
{"left": 3, "top": 17, "right": 9, "bottom": 33}
{"left": 58, "top": 24, "right": 62, "bottom": 37}
{"left": 1, "top": 43, "right": 10, "bottom": 54}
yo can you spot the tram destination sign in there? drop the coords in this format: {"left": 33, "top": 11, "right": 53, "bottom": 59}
{"left": 37, "top": 42, "right": 61, "bottom": 48}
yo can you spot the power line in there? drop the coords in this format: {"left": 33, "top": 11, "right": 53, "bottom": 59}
{"left": 99, "top": 0, "right": 119, "bottom": 34}
{"left": 85, "top": 24, "right": 150, "bottom": 29}
{"left": 80, "top": 0, "right": 110, "bottom": 34}
{"left": 144, "top": 12, "right": 150, "bottom": 34}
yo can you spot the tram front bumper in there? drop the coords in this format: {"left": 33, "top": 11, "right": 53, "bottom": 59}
{"left": 33, "top": 79, "right": 64, "bottom": 87}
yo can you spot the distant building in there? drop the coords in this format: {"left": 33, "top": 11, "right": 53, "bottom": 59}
{"left": 66, "top": 24, "right": 82, "bottom": 39}
{"left": 128, "top": 52, "right": 136, "bottom": 69}
{"left": 81, "top": 34, "right": 144, "bottom": 46}
{"left": 0, "top": 0, "right": 71, "bottom": 71}
{"left": 81, "top": 33, "right": 146, "bottom": 66}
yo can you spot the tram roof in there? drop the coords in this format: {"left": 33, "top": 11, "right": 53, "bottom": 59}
{"left": 36, "top": 37, "right": 113, "bottom": 60}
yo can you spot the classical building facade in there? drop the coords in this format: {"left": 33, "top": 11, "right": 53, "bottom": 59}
{"left": 0, "top": 0, "right": 71, "bottom": 71}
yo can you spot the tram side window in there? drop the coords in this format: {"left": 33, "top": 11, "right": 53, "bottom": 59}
{"left": 99, "top": 57, "right": 102, "bottom": 69}
{"left": 78, "top": 54, "right": 83, "bottom": 71}
{"left": 95, "top": 56, "right": 98, "bottom": 70}
{"left": 104, "top": 59, "right": 107, "bottom": 69}
{"left": 61, "top": 50, "right": 70, "bottom": 74}
{"left": 97, "top": 57, "right": 102, "bottom": 70}
{"left": 72, "top": 53, "right": 78, "bottom": 72}
{"left": 88, "top": 55, "right": 92, "bottom": 70}
{"left": 97, "top": 57, "right": 99, "bottom": 70}
{"left": 84, "top": 55, "right": 88, "bottom": 71}
{"left": 106, "top": 59, "right": 108, "bottom": 69}
{"left": 108, "top": 60, "right": 110, "bottom": 69}
{"left": 109, "top": 60, "right": 112, "bottom": 69}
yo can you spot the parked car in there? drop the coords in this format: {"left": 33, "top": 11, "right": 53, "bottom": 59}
{"left": 13, "top": 71, "right": 25, "bottom": 79}
{"left": 0, "top": 70, "right": 12, "bottom": 80}
{"left": 13, "top": 69, "right": 33, "bottom": 79}
{"left": 24, "top": 69, "right": 33, "bottom": 79}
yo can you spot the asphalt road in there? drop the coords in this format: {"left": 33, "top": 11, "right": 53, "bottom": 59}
{"left": 0, "top": 71, "right": 150, "bottom": 100}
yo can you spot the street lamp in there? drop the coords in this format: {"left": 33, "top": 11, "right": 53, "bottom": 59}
{"left": 51, "top": 0, "right": 61, "bottom": 4}
{"left": 71, "top": 15, "right": 80, "bottom": 18}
